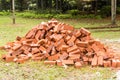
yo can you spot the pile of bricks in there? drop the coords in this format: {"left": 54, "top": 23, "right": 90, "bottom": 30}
{"left": 2, "top": 19, "right": 120, "bottom": 68}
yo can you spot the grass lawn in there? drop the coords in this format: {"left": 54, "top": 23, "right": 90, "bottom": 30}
{"left": 0, "top": 15, "right": 120, "bottom": 80}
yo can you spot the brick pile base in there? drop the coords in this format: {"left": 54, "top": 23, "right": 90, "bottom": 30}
{"left": 1, "top": 19, "right": 120, "bottom": 68}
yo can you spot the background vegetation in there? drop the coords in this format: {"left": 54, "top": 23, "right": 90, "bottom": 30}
{"left": 0, "top": 0, "right": 120, "bottom": 19}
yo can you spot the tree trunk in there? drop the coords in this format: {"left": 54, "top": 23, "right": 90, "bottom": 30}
{"left": 95, "top": 0, "right": 97, "bottom": 15}
{"left": 41, "top": 0, "right": 44, "bottom": 10}
{"left": 12, "top": 0, "right": 15, "bottom": 24}
{"left": 111, "top": 0, "right": 117, "bottom": 25}
{"left": 56, "top": 0, "right": 58, "bottom": 11}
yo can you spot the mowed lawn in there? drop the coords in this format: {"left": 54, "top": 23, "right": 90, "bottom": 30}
{"left": 0, "top": 16, "right": 120, "bottom": 80}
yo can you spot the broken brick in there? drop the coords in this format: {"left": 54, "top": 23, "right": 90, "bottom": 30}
{"left": 80, "top": 28, "right": 91, "bottom": 36}
{"left": 75, "top": 62, "right": 82, "bottom": 68}
{"left": 44, "top": 61, "right": 56, "bottom": 65}
{"left": 91, "top": 55, "right": 98, "bottom": 67}
{"left": 62, "top": 60, "right": 74, "bottom": 65}
{"left": 67, "top": 45, "right": 78, "bottom": 53}
{"left": 98, "top": 56, "right": 103, "bottom": 66}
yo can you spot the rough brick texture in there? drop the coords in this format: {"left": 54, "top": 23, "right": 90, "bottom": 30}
{"left": 1, "top": 19, "right": 119, "bottom": 68}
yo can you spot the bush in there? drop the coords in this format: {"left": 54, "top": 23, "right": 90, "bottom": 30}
{"left": 54, "top": 14, "right": 72, "bottom": 19}
{"left": 67, "top": 9, "right": 79, "bottom": 16}
{"left": 100, "top": 6, "right": 111, "bottom": 18}
{"left": 16, "top": 11, "right": 102, "bottom": 19}
{"left": 117, "top": 7, "right": 120, "bottom": 14}
{"left": 0, "top": 10, "right": 10, "bottom": 16}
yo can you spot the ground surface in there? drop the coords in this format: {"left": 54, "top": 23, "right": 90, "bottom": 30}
{"left": 0, "top": 16, "right": 120, "bottom": 80}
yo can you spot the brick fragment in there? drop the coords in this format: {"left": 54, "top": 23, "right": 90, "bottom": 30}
{"left": 62, "top": 24, "right": 74, "bottom": 31}
{"left": 91, "top": 55, "right": 98, "bottom": 67}
{"left": 62, "top": 60, "right": 74, "bottom": 65}
{"left": 98, "top": 56, "right": 103, "bottom": 66}
{"left": 44, "top": 61, "right": 56, "bottom": 65}
{"left": 48, "top": 53, "right": 61, "bottom": 61}
{"left": 67, "top": 36, "right": 76, "bottom": 46}
{"left": 32, "top": 56, "right": 45, "bottom": 61}
{"left": 35, "top": 30, "right": 41, "bottom": 40}
{"left": 39, "top": 46, "right": 46, "bottom": 53}
{"left": 16, "top": 59, "right": 26, "bottom": 64}
{"left": 32, "top": 48, "right": 40, "bottom": 54}
{"left": 103, "top": 61, "right": 111, "bottom": 67}
{"left": 60, "top": 52, "right": 69, "bottom": 60}
{"left": 76, "top": 40, "right": 88, "bottom": 48}
{"left": 83, "top": 56, "right": 89, "bottom": 62}
{"left": 56, "top": 60, "right": 63, "bottom": 66}
{"left": 67, "top": 45, "right": 78, "bottom": 53}
{"left": 75, "top": 62, "right": 82, "bottom": 68}
{"left": 74, "top": 30, "right": 81, "bottom": 38}
{"left": 5, "top": 55, "right": 15, "bottom": 62}
{"left": 112, "top": 59, "right": 117, "bottom": 68}
{"left": 60, "top": 45, "right": 69, "bottom": 51}
{"left": 117, "top": 60, "right": 120, "bottom": 67}
{"left": 12, "top": 44, "right": 22, "bottom": 51}
{"left": 80, "top": 28, "right": 91, "bottom": 36}
{"left": 51, "top": 47, "right": 57, "bottom": 55}
{"left": 69, "top": 49, "right": 81, "bottom": 55}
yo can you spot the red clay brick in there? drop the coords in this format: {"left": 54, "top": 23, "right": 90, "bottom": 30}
{"left": 16, "top": 58, "right": 26, "bottom": 64}
{"left": 5, "top": 55, "right": 15, "bottom": 62}
{"left": 74, "top": 30, "right": 81, "bottom": 38}
{"left": 56, "top": 60, "right": 63, "bottom": 66}
{"left": 69, "top": 49, "right": 81, "bottom": 55}
{"left": 98, "top": 56, "right": 103, "bottom": 66}
{"left": 12, "top": 44, "right": 22, "bottom": 51}
{"left": 32, "top": 53, "right": 42, "bottom": 57}
{"left": 62, "top": 60, "right": 74, "bottom": 65}
{"left": 65, "top": 35, "right": 71, "bottom": 41}
{"left": 82, "top": 56, "right": 89, "bottom": 62}
{"left": 67, "top": 45, "right": 78, "bottom": 53}
{"left": 62, "top": 24, "right": 74, "bottom": 31}
{"left": 37, "top": 39, "right": 47, "bottom": 45}
{"left": 44, "top": 61, "right": 56, "bottom": 65}
{"left": 60, "top": 45, "right": 69, "bottom": 51}
{"left": 35, "top": 30, "right": 41, "bottom": 40}
{"left": 68, "top": 54, "right": 80, "bottom": 61}
{"left": 75, "top": 62, "right": 82, "bottom": 68}
{"left": 32, "top": 56, "right": 45, "bottom": 61}
{"left": 48, "top": 53, "right": 61, "bottom": 61}
{"left": 91, "top": 55, "right": 98, "bottom": 67}
{"left": 80, "top": 28, "right": 91, "bottom": 36}
{"left": 51, "top": 47, "right": 57, "bottom": 55}
{"left": 112, "top": 59, "right": 117, "bottom": 68}
{"left": 67, "top": 36, "right": 76, "bottom": 46}
{"left": 117, "top": 60, "right": 120, "bottom": 67}
{"left": 60, "top": 52, "right": 69, "bottom": 60}
{"left": 76, "top": 40, "right": 88, "bottom": 48}
{"left": 103, "top": 61, "right": 111, "bottom": 67}
{"left": 39, "top": 46, "right": 46, "bottom": 53}
{"left": 32, "top": 48, "right": 40, "bottom": 54}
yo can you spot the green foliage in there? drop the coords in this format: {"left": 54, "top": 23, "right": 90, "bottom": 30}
{"left": 54, "top": 14, "right": 72, "bottom": 19}
{"left": 16, "top": 11, "right": 102, "bottom": 19}
{"left": 100, "top": 6, "right": 111, "bottom": 18}
{"left": 117, "top": 7, "right": 120, "bottom": 14}
{"left": 0, "top": 10, "right": 10, "bottom": 16}
{"left": 67, "top": 9, "right": 79, "bottom": 16}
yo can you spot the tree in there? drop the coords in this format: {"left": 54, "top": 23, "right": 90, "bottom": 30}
{"left": 12, "top": 0, "right": 15, "bottom": 24}
{"left": 111, "top": 0, "right": 117, "bottom": 25}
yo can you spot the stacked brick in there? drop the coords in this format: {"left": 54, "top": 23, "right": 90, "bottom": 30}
{"left": 2, "top": 19, "right": 120, "bottom": 68}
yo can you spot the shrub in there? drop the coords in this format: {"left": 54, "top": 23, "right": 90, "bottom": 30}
{"left": 117, "top": 7, "right": 120, "bottom": 14}
{"left": 100, "top": 6, "right": 111, "bottom": 18}
{"left": 67, "top": 9, "right": 79, "bottom": 16}
{"left": 0, "top": 10, "right": 10, "bottom": 16}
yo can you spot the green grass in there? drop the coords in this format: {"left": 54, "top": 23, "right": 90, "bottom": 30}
{"left": 0, "top": 16, "right": 119, "bottom": 80}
